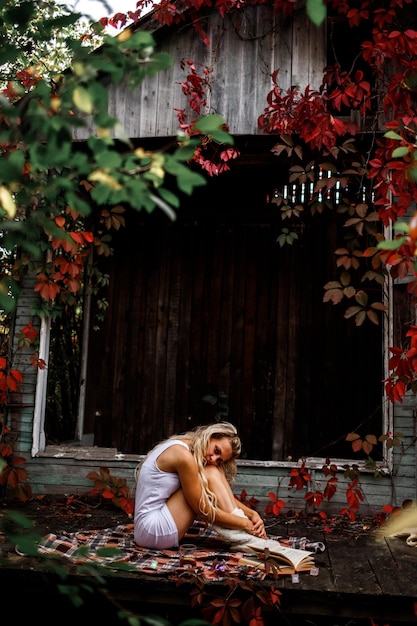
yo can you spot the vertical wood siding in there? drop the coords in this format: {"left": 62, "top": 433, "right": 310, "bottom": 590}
{"left": 9, "top": 274, "right": 41, "bottom": 454}
{"left": 73, "top": 5, "right": 326, "bottom": 140}
{"left": 81, "top": 163, "right": 383, "bottom": 459}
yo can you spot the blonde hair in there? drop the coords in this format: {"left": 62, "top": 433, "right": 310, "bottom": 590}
{"left": 135, "top": 422, "right": 241, "bottom": 524}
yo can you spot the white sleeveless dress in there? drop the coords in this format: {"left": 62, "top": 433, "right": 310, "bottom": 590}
{"left": 134, "top": 439, "right": 189, "bottom": 549}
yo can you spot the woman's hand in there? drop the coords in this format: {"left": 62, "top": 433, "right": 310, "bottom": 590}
{"left": 248, "top": 511, "right": 267, "bottom": 538}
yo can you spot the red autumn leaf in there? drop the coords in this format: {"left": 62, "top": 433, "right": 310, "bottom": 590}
{"left": 0, "top": 444, "right": 14, "bottom": 458}
{"left": 102, "top": 489, "right": 116, "bottom": 500}
{"left": 22, "top": 322, "right": 38, "bottom": 342}
{"left": 34, "top": 275, "right": 61, "bottom": 300}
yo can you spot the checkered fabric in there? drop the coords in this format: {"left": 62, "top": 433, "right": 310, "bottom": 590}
{"left": 37, "top": 520, "right": 325, "bottom": 580}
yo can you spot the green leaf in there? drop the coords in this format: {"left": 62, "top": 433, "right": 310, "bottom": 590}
{"left": 392, "top": 146, "right": 409, "bottom": 158}
{"left": 158, "top": 187, "right": 180, "bottom": 209}
{"left": 0, "top": 290, "right": 17, "bottom": 314}
{"left": 144, "top": 52, "right": 173, "bottom": 78}
{"left": 174, "top": 143, "right": 199, "bottom": 162}
{"left": 306, "top": 0, "right": 327, "bottom": 27}
{"left": 42, "top": 14, "right": 80, "bottom": 29}
{"left": 94, "top": 112, "right": 118, "bottom": 129}
{"left": 95, "top": 150, "right": 122, "bottom": 169}
{"left": 194, "top": 114, "right": 233, "bottom": 145}
{"left": 194, "top": 114, "right": 226, "bottom": 133}
{"left": 4, "top": 2, "right": 36, "bottom": 28}
{"left": 176, "top": 169, "right": 207, "bottom": 195}
{"left": 73, "top": 86, "right": 94, "bottom": 114}
{"left": 117, "top": 30, "right": 155, "bottom": 50}
{"left": 384, "top": 130, "right": 403, "bottom": 141}
{"left": 66, "top": 192, "right": 92, "bottom": 216}
{"left": 87, "top": 136, "right": 113, "bottom": 156}
{"left": 377, "top": 236, "right": 407, "bottom": 250}
{"left": 90, "top": 182, "right": 114, "bottom": 205}
{"left": 89, "top": 82, "right": 109, "bottom": 112}
{"left": 0, "top": 44, "right": 20, "bottom": 65}
{"left": 165, "top": 160, "right": 206, "bottom": 195}
{"left": 209, "top": 128, "right": 234, "bottom": 144}
{"left": 393, "top": 221, "right": 409, "bottom": 233}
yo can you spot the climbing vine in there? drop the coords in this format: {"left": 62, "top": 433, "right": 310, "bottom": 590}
{"left": 2, "top": 0, "right": 417, "bottom": 505}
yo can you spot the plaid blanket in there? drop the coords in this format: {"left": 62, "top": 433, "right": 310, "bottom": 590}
{"left": 38, "top": 520, "right": 325, "bottom": 581}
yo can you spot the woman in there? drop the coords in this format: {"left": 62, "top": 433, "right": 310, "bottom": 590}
{"left": 133, "top": 421, "right": 267, "bottom": 549}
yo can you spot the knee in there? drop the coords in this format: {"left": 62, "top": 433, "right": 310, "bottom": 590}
{"left": 204, "top": 465, "right": 222, "bottom": 484}
{"left": 204, "top": 464, "right": 222, "bottom": 480}
{"left": 204, "top": 464, "right": 227, "bottom": 489}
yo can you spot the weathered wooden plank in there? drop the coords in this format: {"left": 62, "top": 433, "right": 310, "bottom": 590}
{"left": 241, "top": 225, "right": 257, "bottom": 446}
{"left": 385, "top": 535, "right": 417, "bottom": 581}
{"left": 176, "top": 227, "right": 193, "bottom": 422}
{"left": 206, "top": 226, "right": 223, "bottom": 395}
{"left": 73, "top": 5, "right": 326, "bottom": 140}
{"left": 153, "top": 231, "right": 171, "bottom": 428}
{"left": 164, "top": 230, "right": 181, "bottom": 430}
{"left": 327, "top": 534, "right": 383, "bottom": 596}
{"left": 218, "top": 227, "right": 234, "bottom": 399}
{"left": 189, "top": 224, "right": 208, "bottom": 420}
{"left": 142, "top": 230, "right": 160, "bottom": 438}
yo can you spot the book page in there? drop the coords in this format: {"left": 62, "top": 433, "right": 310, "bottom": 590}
{"left": 238, "top": 555, "right": 314, "bottom": 574}
{"left": 244, "top": 541, "right": 315, "bottom": 571}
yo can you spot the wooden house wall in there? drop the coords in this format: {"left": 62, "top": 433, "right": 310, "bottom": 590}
{"left": 73, "top": 5, "right": 326, "bottom": 141}
{"left": 7, "top": 3, "right": 417, "bottom": 511}
{"left": 79, "top": 159, "right": 383, "bottom": 461}
{"left": 9, "top": 245, "right": 414, "bottom": 510}
{"left": 9, "top": 275, "right": 40, "bottom": 455}
{"left": 29, "top": 447, "right": 396, "bottom": 513}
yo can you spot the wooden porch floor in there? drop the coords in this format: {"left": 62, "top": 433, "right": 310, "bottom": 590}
{"left": 1, "top": 507, "right": 417, "bottom": 624}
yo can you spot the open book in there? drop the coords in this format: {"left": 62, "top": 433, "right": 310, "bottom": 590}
{"left": 238, "top": 542, "right": 316, "bottom": 574}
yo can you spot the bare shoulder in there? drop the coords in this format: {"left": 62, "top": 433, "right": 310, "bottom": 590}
{"left": 157, "top": 441, "right": 194, "bottom": 472}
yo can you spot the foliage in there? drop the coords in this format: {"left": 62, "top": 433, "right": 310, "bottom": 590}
{"left": 0, "top": 321, "right": 40, "bottom": 500}
{"left": 99, "top": 0, "right": 417, "bottom": 406}
{"left": 0, "top": 430, "right": 32, "bottom": 501}
{"left": 255, "top": 0, "right": 417, "bottom": 405}
{"left": 236, "top": 488, "right": 258, "bottom": 511}
{"left": 0, "top": 0, "right": 232, "bottom": 316}
{"left": 1, "top": 0, "right": 417, "bottom": 523}
{"left": 87, "top": 466, "right": 134, "bottom": 515}
{"left": 0, "top": 0, "right": 104, "bottom": 89}
{"left": 173, "top": 562, "right": 283, "bottom": 626}
{"left": 0, "top": 508, "right": 194, "bottom": 624}
{"left": 0, "top": 0, "right": 233, "bottom": 467}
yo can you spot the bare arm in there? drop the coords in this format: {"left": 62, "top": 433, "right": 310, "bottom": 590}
{"left": 175, "top": 463, "right": 253, "bottom": 533}
{"left": 158, "top": 444, "right": 204, "bottom": 514}
{"left": 231, "top": 501, "right": 267, "bottom": 537}
{"left": 158, "top": 445, "right": 264, "bottom": 536}
{"left": 211, "top": 507, "right": 254, "bottom": 533}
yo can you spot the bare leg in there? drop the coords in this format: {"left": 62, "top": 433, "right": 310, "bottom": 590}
{"left": 204, "top": 464, "right": 240, "bottom": 512}
{"left": 166, "top": 488, "right": 196, "bottom": 540}
{"left": 203, "top": 465, "right": 281, "bottom": 552}
{"left": 166, "top": 465, "right": 242, "bottom": 541}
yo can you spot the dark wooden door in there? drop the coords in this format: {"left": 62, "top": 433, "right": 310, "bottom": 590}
{"left": 83, "top": 164, "right": 383, "bottom": 461}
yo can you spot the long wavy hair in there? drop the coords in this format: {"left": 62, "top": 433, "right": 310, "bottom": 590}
{"left": 135, "top": 422, "right": 242, "bottom": 524}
